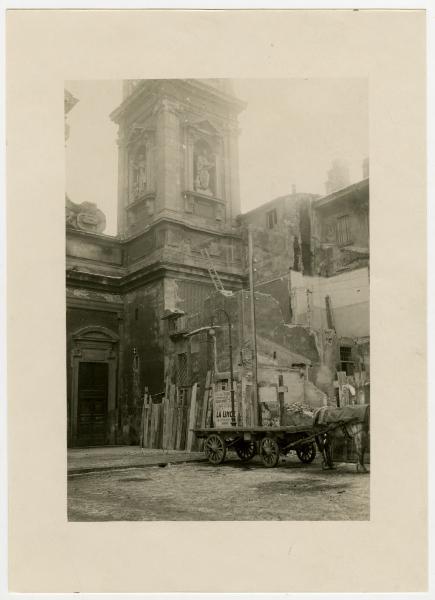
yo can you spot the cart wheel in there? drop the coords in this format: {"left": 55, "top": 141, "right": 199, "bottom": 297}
{"left": 260, "top": 437, "right": 280, "bottom": 468}
{"left": 235, "top": 440, "right": 256, "bottom": 462}
{"left": 204, "top": 433, "right": 226, "bottom": 465}
{"left": 296, "top": 441, "right": 317, "bottom": 464}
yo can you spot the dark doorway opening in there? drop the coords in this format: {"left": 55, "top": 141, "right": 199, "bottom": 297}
{"left": 77, "top": 362, "right": 108, "bottom": 446}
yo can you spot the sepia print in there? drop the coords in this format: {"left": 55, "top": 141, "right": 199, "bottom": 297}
{"left": 65, "top": 78, "right": 370, "bottom": 521}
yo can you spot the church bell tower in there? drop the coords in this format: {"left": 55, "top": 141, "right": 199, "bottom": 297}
{"left": 109, "top": 80, "right": 246, "bottom": 394}
{"left": 111, "top": 79, "right": 245, "bottom": 238}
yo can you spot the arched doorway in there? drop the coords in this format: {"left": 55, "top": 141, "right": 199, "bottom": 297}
{"left": 70, "top": 326, "right": 119, "bottom": 447}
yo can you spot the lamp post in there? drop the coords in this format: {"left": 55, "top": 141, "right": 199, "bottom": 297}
{"left": 209, "top": 308, "right": 236, "bottom": 427}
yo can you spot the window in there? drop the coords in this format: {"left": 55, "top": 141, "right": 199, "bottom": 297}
{"left": 176, "top": 353, "right": 188, "bottom": 386}
{"left": 266, "top": 209, "right": 278, "bottom": 229}
{"left": 337, "top": 215, "right": 351, "bottom": 245}
{"left": 339, "top": 346, "right": 354, "bottom": 376}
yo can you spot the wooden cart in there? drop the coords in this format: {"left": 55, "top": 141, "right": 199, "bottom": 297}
{"left": 194, "top": 421, "right": 357, "bottom": 468}
{"left": 194, "top": 425, "right": 319, "bottom": 468}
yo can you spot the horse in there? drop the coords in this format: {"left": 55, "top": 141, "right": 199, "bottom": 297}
{"left": 313, "top": 405, "right": 370, "bottom": 473}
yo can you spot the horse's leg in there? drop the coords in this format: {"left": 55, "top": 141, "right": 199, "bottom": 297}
{"left": 316, "top": 435, "right": 330, "bottom": 469}
{"left": 354, "top": 425, "right": 368, "bottom": 473}
{"left": 360, "top": 430, "right": 368, "bottom": 472}
{"left": 354, "top": 430, "right": 362, "bottom": 472}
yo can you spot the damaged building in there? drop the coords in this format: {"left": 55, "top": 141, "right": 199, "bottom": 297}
{"left": 65, "top": 80, "right": 370, "bottom": 447}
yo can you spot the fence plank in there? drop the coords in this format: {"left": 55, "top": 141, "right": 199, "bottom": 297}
{"left": 143, "top": 395, "right": 151, "bottom": 447}
{"left": 200, "top": 371, "right": 211, "bottom": 429}
{"left": 169, "top": 385, "right": 176, "bottom": 450}
{"left": 186, "top": 383, "right": 198, "bottom": 452}
{"left": 157, "top": 404, "right": 163, "bottom": 448}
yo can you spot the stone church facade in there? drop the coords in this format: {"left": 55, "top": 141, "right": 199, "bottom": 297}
{"left": 66, "top": 80, "right": 246, "bottom": 447}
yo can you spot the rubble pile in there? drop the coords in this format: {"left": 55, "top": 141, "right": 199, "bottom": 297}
{"left": 281, "top": 402, "right": 315, "bottom": 427}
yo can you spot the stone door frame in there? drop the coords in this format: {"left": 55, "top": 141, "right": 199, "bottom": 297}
{"left": 70, "top": 326, "right": 119, "bottom": 446}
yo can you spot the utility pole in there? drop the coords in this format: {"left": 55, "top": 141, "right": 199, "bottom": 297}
{"left": 248, "top": 225, "right": 259, "bottom": 425}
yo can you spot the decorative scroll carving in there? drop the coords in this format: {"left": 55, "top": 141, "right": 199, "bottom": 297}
{"left": 65, "top": 195, "right": 106, "bottom": 234}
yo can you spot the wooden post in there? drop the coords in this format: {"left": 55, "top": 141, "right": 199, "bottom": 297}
{"left": 143, "top": 393, "right": 151, "bottom": 447}
{"left": 161, "top": 392, "right": 168, "bottom": 450}
{"left": 201, "top": 371, "right": 212, "bottom": 429}
{"left": 248, "top": 226, "right": 259, "bottom": 426}
{"left": 157, "top": 403, "right": 164, "bottom": 448}
{"left": 167, "top": 384, "right": 175, "bottom": 450}
{"left": 199, "top": 371, "right": 212, "bottom": 449}
{"left": 176, "top": 392, "right": 183, "bottom": 450}
{"left": 170, "top": 387, "right": 178, "bottom": 450}
{"left": 205, "top": 382, "right": 214, "bottom": 428}
{"left": 139, "top": 388, "right": 147, "bottom": 448}
{"left": 186, "top": 383, "right": 198, "bottom": 452}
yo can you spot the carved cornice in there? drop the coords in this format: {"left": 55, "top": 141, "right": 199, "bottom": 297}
{"left": 111, "top": 79, "right": 246, "bottom": 127}
{"left": 183, "top": 190, "right": 225, "bottom": 205}
{"left": 126, "top": 192, "right": 156, "bottom": 213}
{"left": 121, "top": 124, "right": 156, "bottom": 148}
{"left": 182, "top": 116, "right": 224, "bottom": 139}
{"left": 66, "top": 240, "right": 245, "bottom": 295}
{"left": 152, "top": 96, "right": 182, "bottom": 117}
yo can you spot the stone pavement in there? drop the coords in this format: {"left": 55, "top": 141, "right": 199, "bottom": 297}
{"left": 68, "top": 457, "right": 370, "bottom": 521}
{"left": 68, "top": 446, "right": 206, "bottom": 475}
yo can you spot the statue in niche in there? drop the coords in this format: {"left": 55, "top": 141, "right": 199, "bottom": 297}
{"left": 130, "top": 147, "right": 147, "bottom": 201}
{"left": 194, "top": 143, "right": 215, "bottom": 197}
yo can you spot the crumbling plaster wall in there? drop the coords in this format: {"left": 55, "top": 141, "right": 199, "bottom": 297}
{"left": 241, "top": 195, "right": 315, "bottom": 280}
{"left": 122, "top": 280, "right": 165, "bottom": 397}
{"left": 202, "top": 290, "right": 336, "bottom": 403}
{"left": 290, "top": 267, "right": 369, "bottom": 339}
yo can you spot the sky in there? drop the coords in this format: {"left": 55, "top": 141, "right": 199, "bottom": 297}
{"left": 65, "top": 79, "right": 368, "bottom": 236}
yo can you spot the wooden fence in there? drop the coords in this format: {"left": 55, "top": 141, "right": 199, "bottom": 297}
{"left": 140, "top": 371, "right": 214, "bottom": 452}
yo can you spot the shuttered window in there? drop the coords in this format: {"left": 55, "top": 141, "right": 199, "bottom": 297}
{"left": 337, "top": 215, "right": 351, "bottom": 245}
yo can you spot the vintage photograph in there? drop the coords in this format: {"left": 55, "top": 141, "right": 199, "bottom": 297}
{"left": 65, "top": 78, "right": 370, "bottom": 521}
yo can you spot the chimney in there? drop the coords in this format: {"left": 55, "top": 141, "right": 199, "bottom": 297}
{"left": 325, "top": 159, "right": 350, "bottom": 194}
{"left": 291, "top": 184, "right": 297, "bottom": 195}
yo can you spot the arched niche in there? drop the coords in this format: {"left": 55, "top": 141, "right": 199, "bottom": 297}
{"left": 127, "top": 129, "right": 156, "bottom": 204}
{"left": 184, "top": 121, "right": 223, "bottom": 200}
{"left": 193, "top": 138, "right": 216, "bottom": 197}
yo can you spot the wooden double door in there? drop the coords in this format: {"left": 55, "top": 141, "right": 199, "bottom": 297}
{"left": 76, "top": 362, "right": 109, "bottom": 446}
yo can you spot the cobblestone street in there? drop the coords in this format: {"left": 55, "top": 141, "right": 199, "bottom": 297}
{"left": 68, "top": 453, "right": 369, "bottom": 521}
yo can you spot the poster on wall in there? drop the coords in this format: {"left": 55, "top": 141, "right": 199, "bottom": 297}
{"left": 213, "top": 390, "right": 239, "bottom": 427}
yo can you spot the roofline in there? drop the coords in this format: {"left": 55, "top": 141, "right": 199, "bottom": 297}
{"left": 110, "top": 79, "right": 246, "bottom": 123}
{"left": 241, "top": 192, "right": 319, "bottom": 219}
{"left": 313, "top": 177, "right": 369, "bottom": 209}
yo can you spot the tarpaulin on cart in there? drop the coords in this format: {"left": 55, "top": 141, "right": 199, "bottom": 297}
{"left": 314, "top": 404, "right": 369, "bottom": 426}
